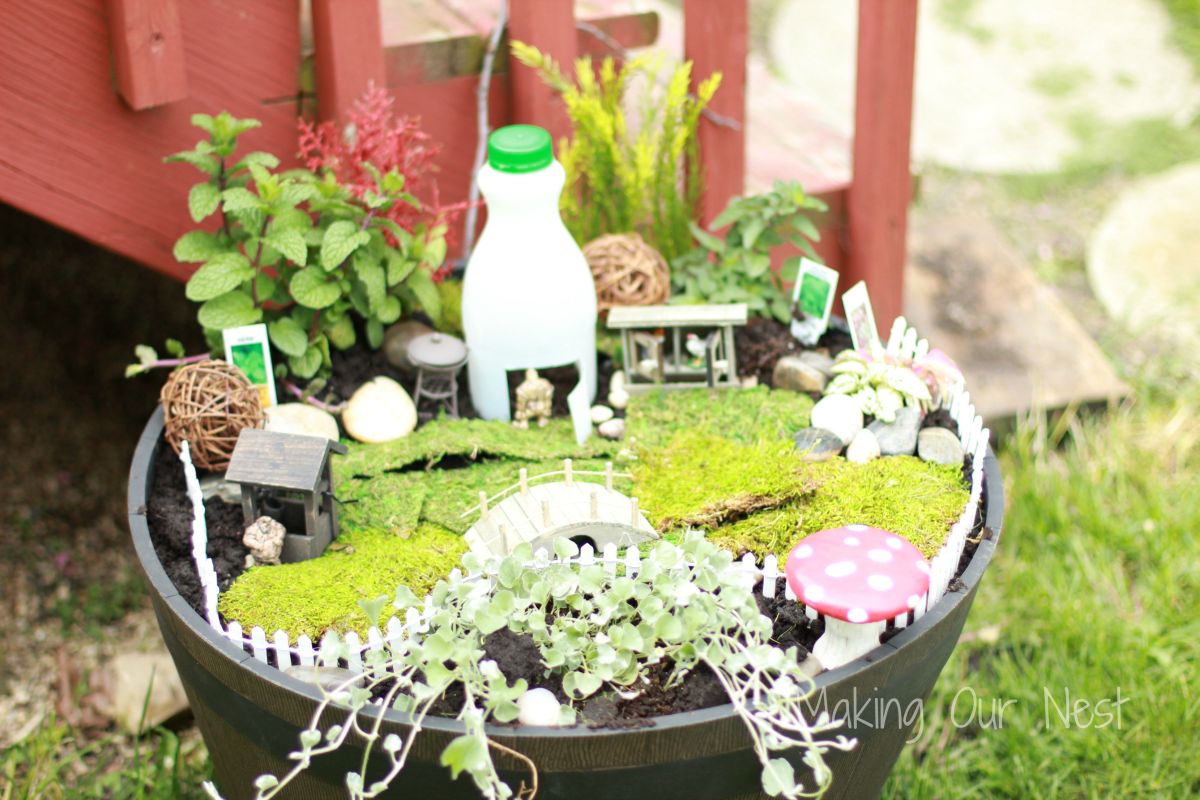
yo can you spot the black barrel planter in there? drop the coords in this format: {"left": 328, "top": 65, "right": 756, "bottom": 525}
{"left": 128, "top": 408, "right": 1003, "bottom": 800}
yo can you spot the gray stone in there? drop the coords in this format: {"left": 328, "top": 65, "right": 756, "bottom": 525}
{"left": 798, "top": 350, "right": 836, "bottom": 377}
{"left": 845, "top": 428, "right": 881, "bottom": 464}
{"left": 793, "top": 427, "right": 844, "bottom": 461}
{"left": 382, "top": 320, "right": 435, "bottom": 371}
{"left": 244, "top": 515, "right": 286, "bottom": 566}
{"left": 867, "top": 406, "right": 922, "bottom": 456}
{"left": 284, "top": 665, "right": 364, "bottom": 694}
{"left": 917, "top": 427, "right": 965, "bottom": 466}
{"left": 772, "top": 355, "right": 828, "bottom": 393}
{"left": 597, "top": 418, "right": 625, "bottom": 440}
{"left": 810, "top": 394, "right": 863, "bottom": 445}
{"left": 265, "top": 403, "right": 340, "bottom": 442}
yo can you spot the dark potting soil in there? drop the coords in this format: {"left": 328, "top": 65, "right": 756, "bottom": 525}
{"left": 145, "top": 442, "right": 248, "bottom": 617}
{"left": 736, "top": 317, "right": 855, "bottom": 388}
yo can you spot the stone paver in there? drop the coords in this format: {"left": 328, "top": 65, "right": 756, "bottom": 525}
{"left": 1088, "top": 161, "right": 1200, "bottom": 337}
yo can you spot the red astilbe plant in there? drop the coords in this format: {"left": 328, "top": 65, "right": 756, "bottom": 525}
{"left": 298, "top": 84, "right": 466, "bottom": 280}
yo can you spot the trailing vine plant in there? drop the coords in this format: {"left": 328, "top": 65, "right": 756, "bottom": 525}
{"left": 212, "top": 534, "right": 853, "bottom": 800}
{"left": 511, "top": 43, "right": 721, "bottom": 262}
{"left": 164, "top": 109, "right": 448, "bottom": 381}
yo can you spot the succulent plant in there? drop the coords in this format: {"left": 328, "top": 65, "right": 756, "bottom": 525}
{"left": 824, "top": 350, "right": 932, "bottom": 422}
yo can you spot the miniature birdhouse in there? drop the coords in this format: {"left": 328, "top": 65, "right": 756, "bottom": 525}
{"left": 225, "top": 429, "right": 347, "bottom": 563}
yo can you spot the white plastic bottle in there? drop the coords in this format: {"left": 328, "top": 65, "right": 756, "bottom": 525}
{"left": 462, "top": 125, "right": 597, "bottom": 421}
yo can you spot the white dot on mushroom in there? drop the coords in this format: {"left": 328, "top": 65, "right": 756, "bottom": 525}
{"left": 886, "top": 537, "right": 904, "bottom": 550}
{"left": 825, "top": 560, "right": 856, "bottom": 578}
{"left": 916, "top": 561, "right": 930, "bottom": 574}
{"left": 847, "top": 608, "right": 868, "bottom": 623}
{"left": 792, "top": 544, "right": 813, "bottom": 560}
{"left": 867, "top": 549, "right": 892, "bottom": 563}
{"left": 843, "top": 536, "right": 860, "bottom": 546}
{"left": 804, "top": 584, "right": 825, "bottom": 602}
{"left": 867, "top": 574, "right": 894, "bottom": 591}
{"left": 847, "top": 524, "right": 868, "bottom": 532}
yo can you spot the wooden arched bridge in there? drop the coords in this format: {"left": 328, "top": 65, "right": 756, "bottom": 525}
{"left": 463, "top": 460, "right": 659, "bottom": 558}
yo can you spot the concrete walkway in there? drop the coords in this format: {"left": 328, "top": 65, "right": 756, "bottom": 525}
{"left": 769, "top": 0, "right": 1199, "bottom": 173}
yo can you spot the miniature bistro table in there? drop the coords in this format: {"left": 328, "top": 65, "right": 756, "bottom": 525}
{"left": 606, "top": 303, "right": 748, "bottom": 392}
{"left": 409, "top": 332, "right": 469, "bottom": 419}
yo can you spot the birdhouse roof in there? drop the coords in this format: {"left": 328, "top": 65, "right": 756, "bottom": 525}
{"left": 225, "top": 429, "right": 347, "bottom": 491}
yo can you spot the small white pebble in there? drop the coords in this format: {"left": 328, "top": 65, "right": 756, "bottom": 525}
{"left": 607, "top": 387, "right": 630, "bottom": 410}
{"left": 590, "top": 405, "right": 615, "bottom": 424}
{"left": 517, "top": 688, "right": 562, "bottom": 727}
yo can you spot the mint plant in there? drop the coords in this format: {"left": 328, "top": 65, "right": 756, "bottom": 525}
{"left": 671, "top": 180, "right": 827, "bottom": 324}
{"left": 221, "top": 533, "right": 853, "bottom": 800}
{"left": 166, "top": 112, "right": 447, "bottom": 381}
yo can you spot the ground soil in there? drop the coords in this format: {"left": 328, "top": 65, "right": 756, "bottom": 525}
{"left": 736, "top": 317, "right": 854, "bottom": 387}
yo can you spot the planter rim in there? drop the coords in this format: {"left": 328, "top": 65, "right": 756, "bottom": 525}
{"left": 128, "top": 406, "right": 1003, "bottom": 739}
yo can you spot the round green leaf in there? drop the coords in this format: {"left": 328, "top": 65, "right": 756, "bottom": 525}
{"left": 267, "top": 317, "right": 309, "bottom": 357}
{"left": 172, "top": 231, "right": 222, "bottom": 263}
{"left": 327, "top": 314, "right": 356, "bottom": 350}
{"left": 265, "top": 228, "right": 308, "bottom": 266}
{"left": 290, "top": 266, "right": 342, "bottom": 309}
{"left": 288, "top": 345, "right": 322, "bottom": 379}
{"left": 197, "top": 291, "right": 261, "bottom": 330}
{"left": 186, "top": 254, "right": 253, "bottom": 302}
{"left": 377, "top": 295, "right": 402, "bottom": 325}
{"left": 321, "top": 220, "right": 369, "bottom": 270}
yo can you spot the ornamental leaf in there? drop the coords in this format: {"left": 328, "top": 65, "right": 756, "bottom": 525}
{"left": 321, "top": 221, "right": 369, "bottom": 270}
{"left": 327, "top": 314, "right": 356, "bottom": 350}
{"left": 188, "top": 182, "right": 222, "bottom": 223}
{"left": 267, "top": 317, "right": 309, "bottom": 357}
{"left": 221, "top": 187, "right": 265, "bottom": 213}
{"left": 290, "top": 266, "right": 341, "bottom": 309}
{"left": 197, "top": 291, "right": 261, "bottom": 330}
{"left": 439, "top": 735, "right": 488, "bottom": 780}
{"left": 406, "top": 267, "right": 441, "bottom": 324}
{"left": 185, "top": 253, "right": 253, "bottom": 302}
{"left": 288, "top": 345, "right": 323, "bottom": 379}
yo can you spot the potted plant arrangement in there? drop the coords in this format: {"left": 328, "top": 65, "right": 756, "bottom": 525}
{"left": 127, "top": 57, "right": 1001, "bottom": 800}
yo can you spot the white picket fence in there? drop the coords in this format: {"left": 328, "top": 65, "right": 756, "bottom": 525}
{"left": 183, "top": 315, "right": 989, "bottom": 672}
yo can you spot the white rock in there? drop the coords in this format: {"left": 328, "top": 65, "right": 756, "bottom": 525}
{"left": 265, "top": 403, "right": 341, "bottom": 442}
{"left": 917, "top": 426, "right": 965, "bottom": 466}
{"left": 101, "top": 652, "right": 189, "bottom": 734}
{"left": 342, "top": 377, "right": 417, "bottom": 443}
{"left": 607, "top": 387, "right": 630, "bottom": 410}
{"left": 597, "top": 418, "right": 625, "bottom": 440}
{"left": 590, "top": 404, "right": 615, "bottom": 424}
{"left": 845, "top": 428, "right": 881, "bottom": 464}
{"left": 609, "top": 370, "right": 626, "bottom": 391}
{"left": 517, "top": 688, "right": 562, "bottom": 727}
{"left": 810, "top": 394, "right": 863, "bottom": 445}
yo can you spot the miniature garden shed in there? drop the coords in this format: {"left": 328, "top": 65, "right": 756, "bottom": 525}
{"left": 0, "top": 0, "right": 916, "bottom": 325}
{"left": 225, "top": 428, "right": 347, "bottom": 563}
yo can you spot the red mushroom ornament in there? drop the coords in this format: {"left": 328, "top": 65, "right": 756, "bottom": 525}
{"left": 785, "top": 525, "right": 931, "bottom": 670}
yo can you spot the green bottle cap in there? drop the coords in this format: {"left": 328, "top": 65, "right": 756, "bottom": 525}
{"left": 487, "top": 125, "right": 553, "bottom": 174}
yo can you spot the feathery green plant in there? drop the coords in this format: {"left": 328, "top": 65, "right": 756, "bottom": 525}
{"left": 511, "top": 42, "right": 721, "bottom": 261}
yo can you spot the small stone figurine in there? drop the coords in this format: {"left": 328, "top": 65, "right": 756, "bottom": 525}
{"left": 513, "top": 368, "right": 553, "bottom": 429}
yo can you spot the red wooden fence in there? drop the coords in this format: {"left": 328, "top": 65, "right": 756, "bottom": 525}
{"left": 0, "top": 0, "right": 916, "bottom": 327}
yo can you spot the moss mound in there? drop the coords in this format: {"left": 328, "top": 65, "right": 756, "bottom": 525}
{"left": 336, "top": 417, "right": 620, "bottom": 480}
{"left": 625, "top": 385, "right": 813, "bottom": 450}
{"left": 217, "top": 524, "right": 466, "bottom": 639}
{"left": 634, "top": 432, "right": 967, "bottom": 560}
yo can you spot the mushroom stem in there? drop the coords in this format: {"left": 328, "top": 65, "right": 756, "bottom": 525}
{"left": 812, "top": 617, "right": 887, "bottom": 670}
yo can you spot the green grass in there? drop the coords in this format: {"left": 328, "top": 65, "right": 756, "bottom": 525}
{"left": 1028, "top": 65, "right": 1092, "bottom": 98}
{"left": 937, "top": 0, "right": 995, "bottom": 45}
{"left": 1160, "top": 0, "right": 1200, "bottom": 75}
{"left": 883, "top": 376, "right": 1200, "bottom": 798}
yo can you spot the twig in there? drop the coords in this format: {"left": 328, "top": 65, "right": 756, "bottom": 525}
{"left": 574, "top": 20, "right": 742, "bottom": 131}
{"left": 285, "top": 381, "right": 345, "bottom": 414}
{"left": 487, "top": 739, "right": 539, "bottom": 799}
{"left": 463, "top": 1, "right": 510, "bottom": 255}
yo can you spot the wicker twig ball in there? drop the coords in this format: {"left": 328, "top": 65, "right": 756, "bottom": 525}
{"left": 160, "top": 360, "right": 265, "bottom": 471}
{"left": 583, "top": 233, "right": 670, "bottom": 312}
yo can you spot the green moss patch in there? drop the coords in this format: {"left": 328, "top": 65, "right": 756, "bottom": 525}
{"left": 711, "top": 457, "right": 967, "bottom": 560}
{"left": 336, "top": 417, "right": 621, "bottom": 481}
{"left": 338, "top": 475, "right": 427, "bottom": 534}
{"left": 625, "top": 386, "right": 812, "bottom": 450}
{"left": 633, "top": 432, "right": 814, "bottom": 529}
{"left": 217, "top": 524, "right": 466, "bottom": 640}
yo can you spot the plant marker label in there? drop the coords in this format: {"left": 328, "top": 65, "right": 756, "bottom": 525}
{"left": 842, "top": 281, "right": 881, "bottom": 355}
{"left": 223, "top": 323, "right": 277, "bottom": 408}
{"left": 790, "top": 258, "right": 839, "bottom": 346}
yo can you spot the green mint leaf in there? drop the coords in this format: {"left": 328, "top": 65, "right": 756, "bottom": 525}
{"left": 290, "top": 266, "right": 341, "bottom": 309}
{"left": 222, "top": 187, "right": 266, "bottom": 213}
{"left": 185, "top": 253, "right": 253, "bottom": 302}
{"left": 327, "top": 314, "right": 356, "bottom": 350}
{"left": 188, "top": 182, "right": 222, "bottom": 223}
{"left": 265, "top": 229, "right": 307, "bottom": 266}
{"left": 267, "top": 317, "right": 309, "bottom": 357}
{"left": 288, "top": 345, "right": 322, "bottom": 379}
{"left": 365, "top": 318, "right": 384, "bottom": 349}
{"left": 377, "top": 295, "right": 402, "bottom": 325}
{"left": 384, "top": 250, "right": 415, "bottom": 287}
{"left": 406, "top": 267, "right": 441, "bottom": 324}
{"left": 231, "top": 151, "right": 280, "bottom": 173}
{"left": 320, "top": 221, "right": 369, "bottom": 270}
{"left": 163, "top": 149, "right": 220, "bottom": 176}
{"left": 197, "top": 291, "right": 261, "bottom": 330}
{"left": 172, "top": 231, "right": 223, "bottom": 263}
{"left": 355, "top": 257, "right": 386, "bottom": 313}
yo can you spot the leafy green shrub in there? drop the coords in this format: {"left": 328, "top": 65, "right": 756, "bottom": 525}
{"left": 512, "top": 43, "right": 721, "bottom": 261}
{"left": 671, "top": 180, "right": 827, "bottom": 323}
{"left": 166, "top": 112, "right": 446, "bottom": 379}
